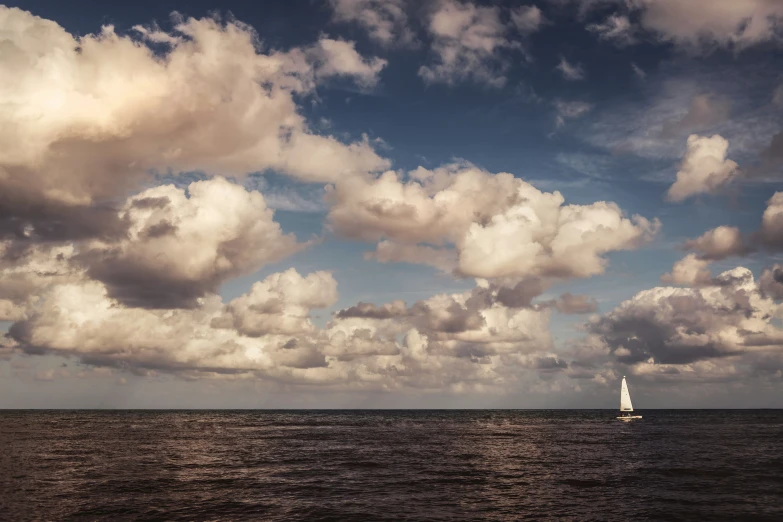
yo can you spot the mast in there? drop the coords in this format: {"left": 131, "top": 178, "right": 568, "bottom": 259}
{"left": 620, "top": 376, "right": 634, "bottom": 412}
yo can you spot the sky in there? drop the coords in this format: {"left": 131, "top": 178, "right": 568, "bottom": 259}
{"left": 2, "top": 0, "right": 783, "bottom": 408}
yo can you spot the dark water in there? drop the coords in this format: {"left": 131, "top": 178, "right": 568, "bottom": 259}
{"left": 2, "top": 410, "right": 782, "bottom": 521}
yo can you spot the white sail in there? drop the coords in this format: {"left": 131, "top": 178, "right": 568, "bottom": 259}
{"left": 620, "top": 377, "right": 634, "bottom": 412}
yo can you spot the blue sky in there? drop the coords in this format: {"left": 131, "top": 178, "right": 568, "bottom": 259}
{"left": 2, "top": 0, "right": 783, "bottom": 407}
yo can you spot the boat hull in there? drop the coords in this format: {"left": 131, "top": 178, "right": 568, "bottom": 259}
{"left": 616, "top": 415, "right": 642, "bottom": 421}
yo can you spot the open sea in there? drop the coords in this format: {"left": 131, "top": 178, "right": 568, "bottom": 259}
{"left": 2, "top": 410, "right": 782, "bottom": 521}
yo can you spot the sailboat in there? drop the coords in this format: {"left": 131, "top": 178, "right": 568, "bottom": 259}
{"left": 617, "top": 376, "right": 642, "bottom": 421}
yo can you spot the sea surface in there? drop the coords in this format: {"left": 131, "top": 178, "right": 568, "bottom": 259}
{"left": 2, "top": 410, "right": 782, "bottom": 521}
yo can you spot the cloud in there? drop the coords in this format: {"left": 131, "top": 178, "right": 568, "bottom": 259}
{"left": 589, "top": 266, "right": 782, "bottom": 366}
{"left": 584, "top": 70, "right": 781, "bottom": 163}
{"left": 244, "top": 175, "right": 327, "bottom": 213}
{"left": 758, "top": 264, "right": 783, "bottom": 300}
{"left": 329, "top": 0, "right": 416, "bottom": 47}
{"left": 336, "top": 300, "right": 408, "bottom": 319}
{"left": 7, "top": 256, "right": 559, "bottom": 390}
{"left": 405, "top": 286, "right": 553, "bottom": 359}
{"left": 494, "top": 278, "right": 549, "bottom": 308}
{"left": 555, "top": 56, "right": 585, "bottom": 81}
{"left": 0, "top": 242, "right": 81, "bottom": 321}
{"left": 759, "top": 192, "right": 783, "bottom": 250}
{"left": 79, "top": 178, "right": 304, "bottom": 309}
{"left": 587, "top": 14, "right": 635, "bottom": 45}
{"left": 365, "top": 240, "right": 458, "bottom": 273}
{"left": 326, "top": 163, "right": 659, "bottom": 280}
{"left": 0, "top": 7, "right": 389, "bottom": 242}
{"left": 553, "top": 293, "right": 599, "bottom": 314}
{"left": 774, "top": 83, "right": 783, "bottom": 107}
{"left": 633, "top": 0, "right": 783, "bottom": 51}
{"left": 760, "top": 131, "right": 783, "bottom": 169}
{"left": 682, "top": 225, "right": 750, "bottom": 260}
{"left": 631, "top": 62, "right": 646, "bottom": 79}
{"left": 7, "top": 264, "right": 352, "bottom": 377}
{"left": 553, "top": 100, "right": 593, "bottom": 128}
{"left": 418, "top": 0, "right": 517, "bottom": 87}
{"left": 9, "top": 278, "right": 320, "bottom": 374}
{"left": 216, "top": 269, "right": 338, "bottom": 337}
{"left": 511, "top": 5, "right": 545, "bottom": 34}
{"left": 576, "top": 0, "right": 783, "bottom": 52}
{"left": 659, "top": 94, "right": 731, "bottom": 138}
{"left": 660, "top": 254, "right": 713, "bottom": 287}
{"left": 666, "top": 134, "right": 740, "bottom": 202}
{"left": 311, "top": 38, "right": 388, "bottom": 88}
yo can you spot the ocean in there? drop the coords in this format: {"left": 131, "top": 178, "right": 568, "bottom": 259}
{"left": 2, "top": 410, "right": 782, "bottom": 521}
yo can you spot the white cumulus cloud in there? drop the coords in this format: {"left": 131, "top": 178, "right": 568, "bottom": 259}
{"left": 0, "top": 6, "right": 389, "bottom": 241}
{"left": 326, "top": 162, "right": 660, "bottom": 280}
{"left": 666, "top": 134, "right": 739, "bottom": 202}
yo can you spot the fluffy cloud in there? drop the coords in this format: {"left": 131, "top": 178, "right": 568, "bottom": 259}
{"left": 0, "top": 176, "right": 304, "bottom": 313}
{"left": 334, "top": 283, "right": 554, "bottom": 362}
{"left": 582, "top": 0, "right": 783, "bottom": 51}
{"left": 336, "top": 300, "right": 408, "bottom": 320}
{"left": 683, "top": 225, "right": 749, "bottom": 260}
{"left": 759, "top": 192, "right": 783, "bottom": 250}
{"left": 311, "top": 38, "right": 388, "bottom": 88}
{"left": 7, "top": 265, "right": 357, "bottom": 377}
{"left": 7, "top": 256, "right": 558, "bottom": 391}
{"left": 758, "top": 264, "right": 783, "bottom": 300}
{"left": 326, "top": 163, "right": 659, "bottom": 280}
{"left": 10, "top": 277, "right": 323, "bottom": 375}
{"left": 418, "top": 0, "right": 516, "bottom": 87}
{"left": 666, "top": 134, "right": 739, "bottom": 202}
{"left": 693, "top": 193, "right": 783, "bottom": 259}
{"left": 494, "top": 278, "right": 549, "bottom": 308}
{"left": 660, "top": 254, "right": 713, "bottom": 287}
{"left": 0, "top": 242, "right": 81, "bottom": 321}
{"left": 0, "top": 7, "right": 389, "bottom": 241}
{"left": 329, "top": 0, "right": 415, "bottom": 47}
{"left": 215, "top": 269, "right": 338, "bottom": 337}
{"left": 589, "top": 266, "right": 782, "bottom": 366}
{"left": 511, "top": 5, "right": 545, "bottom": 34}
{"left": 81, "top": 178, "right": 304, "bottom": 308}
{"left": 633, "top": 0, "right": 783, "bottom": 50}
{"left": 555, "top": 56, "right": 585, "bottom": 81}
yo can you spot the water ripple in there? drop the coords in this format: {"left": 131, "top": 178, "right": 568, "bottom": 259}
{"left": 2, "top": 410, "right": 782, "bottom": 521}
